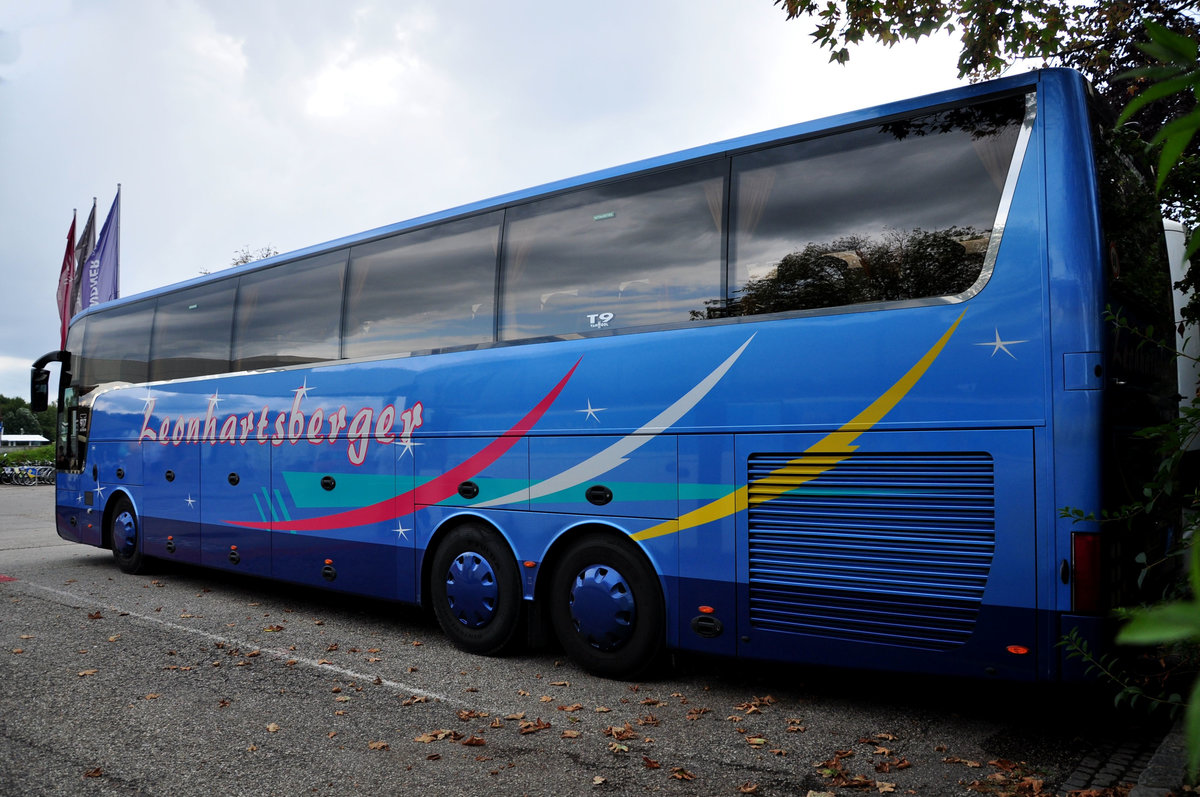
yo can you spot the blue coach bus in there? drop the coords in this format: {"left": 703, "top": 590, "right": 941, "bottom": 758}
{"left": 32, "top": 68, "right": 1177, "bottom": 680}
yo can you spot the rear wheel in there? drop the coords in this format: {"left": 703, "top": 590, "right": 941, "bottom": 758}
{"left": 109, "top": 494, "right": 147, "bottom": 575}
{"left": 549, "top": 535, "right": 665, "bottom": 679}
{"left": 430, "top": 523, "right": 523, "bottom": 655}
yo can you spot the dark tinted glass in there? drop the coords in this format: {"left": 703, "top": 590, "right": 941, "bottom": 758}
{"left": 499, "top": 161, "right": 725, "bottom": 339}
{"left": 343, "top": 212, "right": 501, "bottom": 358}
{"left": 233, "top": 249, "right": 347, "bottom": 370}
{"left": 149, "top": 280, "right": 237, "bottom": 381}
{"left": 77, "top": 300, "right": 153, "bottom": 389}
{"left": 728, "top": 95, "right": 1026, "bottom": 316}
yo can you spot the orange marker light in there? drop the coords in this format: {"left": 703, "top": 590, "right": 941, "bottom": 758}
{"left": 230, "top": 545, "right": 237, "bottom": 551}
{"left": 698, "top": 606, "right": 715, "bottom": 614}
{"left": 325, "top": 559, "right": 333, "bottom": 565}
{"left": 523, "top": 561, "right": 537, "bottom": 568}
{"left": 1006, "top": 645, "right": 1030, "bottom": 655}
{"left": 167, "top": 536, "right": 174, "bottom": 541}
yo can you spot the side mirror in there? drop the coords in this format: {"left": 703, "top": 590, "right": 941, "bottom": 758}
{"left": 30, "top": 350, "right": 69, "bottom": 413}
{"left": 30, "top": 368, "right": 51, "bottom": 413}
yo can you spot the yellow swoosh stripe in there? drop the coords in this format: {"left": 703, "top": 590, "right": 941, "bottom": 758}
{"left": 632, "top": 312, "right": 964, "bottom": 542}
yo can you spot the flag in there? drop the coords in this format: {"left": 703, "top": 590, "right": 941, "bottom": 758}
{"left": 81, "top": 186, "right": 120, "bottom": 312}
{"left": 56, "top": 212, "right": 77, "bottom": 349}
{"left": 71, "top": 198, "right": 97, "bottom": 317}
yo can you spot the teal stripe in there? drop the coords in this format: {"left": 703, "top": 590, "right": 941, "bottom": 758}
{"left": 273, "top": 489, "right": 292, "bottom": 521}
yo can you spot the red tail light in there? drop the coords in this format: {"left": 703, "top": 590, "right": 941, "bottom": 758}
{"left": 1072, "top": 532, "right": 1103, "bottom": 613}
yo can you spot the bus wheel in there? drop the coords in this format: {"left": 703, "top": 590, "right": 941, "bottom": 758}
{"left": 109, "top": 495, "right": 146, "bottom": 575}
{"left": 430, "top": 523, "right": 522, "bottom": 656}
{"left": 549, "top": 535, "right": 664, "bottom": 679}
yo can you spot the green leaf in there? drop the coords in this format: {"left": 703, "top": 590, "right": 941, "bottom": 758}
{"left": 1144, "top": 21, "right": 1200, "bottom": 62}
{"left": 1116, "top": 602, "right": 1200, "bottom": 644}
{"left": 1117, "top": 72, "right": 1199, "bottom": 126}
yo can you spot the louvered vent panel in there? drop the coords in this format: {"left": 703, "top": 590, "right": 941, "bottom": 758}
{"left": 747, "top": 452, "right": 995, "bottom": 650}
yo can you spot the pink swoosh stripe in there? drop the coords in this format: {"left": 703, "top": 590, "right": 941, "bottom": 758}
{"left": 227, "top": 358, "right": 582, "bottom": 532}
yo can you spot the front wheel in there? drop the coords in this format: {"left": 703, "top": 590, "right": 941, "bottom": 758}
{"left": 549, "top": 535, "right": 665, "bottom": 679}
{"left": 429, "top": 523, "right": 523, "bottom": 656}
{"left": 108, "top": 494, "right": 147, "bottom": 575}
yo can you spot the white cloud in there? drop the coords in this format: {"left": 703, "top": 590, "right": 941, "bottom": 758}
{"left": 0, "top": 0, "right": 992, "bottom": 405}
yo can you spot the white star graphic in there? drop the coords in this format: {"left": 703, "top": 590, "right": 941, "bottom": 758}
{"left": 185, "top": 494, "right": 196, "bottom": 509}
{"left": 577, "top": 399, "right": 606, "bottom": 423}
{"left": 394, "top": 522, "right": 410, "bottom": 540}
{"left": 292, "top": 378, "right": 312, "bottom": 400}
{"left": 395, "top": 437, "right": 421, "bottom": 459}
{"left": 976, "top": 328, "right": 1028, "bottom": 360}
{"left": 142, "top": 390, "right": 155, "bottom": 410}
{"left": 207, "top": 390, "right": 222, "bottom": 409}
{"left": 93, "top": 484, "right": 107, "bottom": 499}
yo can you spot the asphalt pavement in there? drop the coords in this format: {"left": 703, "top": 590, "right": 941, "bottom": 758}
{"left": 0, "top": 484, "right": 1191, "bottom": 796}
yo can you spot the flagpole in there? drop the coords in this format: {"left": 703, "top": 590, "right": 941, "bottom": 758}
{"left": 115, "top": 184, "right": 121, "bottom": 300}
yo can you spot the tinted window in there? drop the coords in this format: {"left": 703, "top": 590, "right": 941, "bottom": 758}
{"left": 77, "top": 300, "right": 153, "bottom": 390}
{"left": 728, "top": 95, "right": 1026, "bottom": 316}
{"left": 233, "top": 249, "right": 347, "bottom": 370}
{"left": 343, "top": 212, "right": 501, "bottom": 358}
{"left": 499, "top": 161, "right": 725, "bottom": 339}
{"left": 149, "top": 280, "right": 238, "bottom": 381}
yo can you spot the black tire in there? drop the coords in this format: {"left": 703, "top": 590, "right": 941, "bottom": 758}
{"left": 108, "top": 494, "right": 147, "bottom": 575}
{"left": 429, "top": 523, "right": 523, "bottom": 656}
{"left": 549, "top": 534, "right": 665, "bottom": 679}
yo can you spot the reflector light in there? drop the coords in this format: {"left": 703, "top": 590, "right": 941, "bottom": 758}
{"left": 1071, "top": 532, "right": 1103, "bottom": 614}
{"left": 167, "top": 536, "right": 174, "bottom": 541}
{"left": 698, "top": 605, "right": 715, "bottom": 614}
{"left": 523, "top": 561, "right": 537, "bottom": 568}
{"left": 325, "top": 559, "right": 333, "bottom": 565}
{"left": 1006, "top": 645, "right": 1030, "bottom": 655}
{"left": 230, "top": 545, "right": 238, "bottom": 551}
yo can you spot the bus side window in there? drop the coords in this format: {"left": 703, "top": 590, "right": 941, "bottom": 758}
{"left": 343, "top": 212, "right": 501, "bottom": 358}
{"left": 499, "top": 160, "right": 725, "bottom": 341}
{"left": 149, "top": 281, "right": 237, "bottom": 381}
{"left": 232, "top": 249, "right": 347, "bottom": 370}
{"left": 729, "top": 94, "right": 1026, "bottom": 316}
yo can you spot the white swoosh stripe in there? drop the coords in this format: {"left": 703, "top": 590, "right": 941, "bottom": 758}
{"left": 476, "top": 335, "right": 755, "bottom": 507}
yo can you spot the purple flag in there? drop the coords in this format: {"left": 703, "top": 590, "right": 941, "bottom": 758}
{"left": 81, "top": 187, "right": 120, "bottom": 311}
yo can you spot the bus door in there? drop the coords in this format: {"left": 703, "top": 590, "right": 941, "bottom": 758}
{"left": 733, "top": 428, "right": 1038, "bottom": 679}
{"left": 200, "top": 445, "right": 273, "bottom": 577}
{"left": 141, "top": 444, "right": 202, "bottom": 564}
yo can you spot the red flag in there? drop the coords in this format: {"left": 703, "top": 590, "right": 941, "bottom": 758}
{"left": 56, "top": 212, "right": 77, "bottom": 349}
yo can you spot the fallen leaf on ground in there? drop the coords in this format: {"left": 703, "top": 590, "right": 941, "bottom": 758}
{"left": 518, "top": 718, "right": 551, "bottom": 734}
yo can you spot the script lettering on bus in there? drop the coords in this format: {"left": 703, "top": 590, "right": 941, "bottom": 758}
{"left": 138, "top": 390, "right": 425, "bottom": 466}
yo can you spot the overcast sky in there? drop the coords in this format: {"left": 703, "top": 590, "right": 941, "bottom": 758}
{"left": 0, "top": 0, "right": 989, "bottom": 401}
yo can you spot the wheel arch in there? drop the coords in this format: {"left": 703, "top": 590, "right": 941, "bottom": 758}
{"left": 100, "top": 489, "right": 139, "bottom": 551}
{"left": 419, "top": 511, "right": 516, "bottom": 609}
{"left": 533, "top": 522, "right": 666, "bottom": 617}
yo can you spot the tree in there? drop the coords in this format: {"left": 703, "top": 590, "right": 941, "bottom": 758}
{"left": 230, "top": 245, "right": 279, "bottom": 267}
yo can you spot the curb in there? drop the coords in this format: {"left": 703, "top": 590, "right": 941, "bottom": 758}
{"left": 1130, "top": 717, "right": 1190, "bottom": 797}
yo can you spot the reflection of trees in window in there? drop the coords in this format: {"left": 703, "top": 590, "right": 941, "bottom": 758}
{"left": 726, "top": 226, "right": 987, "bottom": 316}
